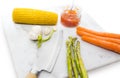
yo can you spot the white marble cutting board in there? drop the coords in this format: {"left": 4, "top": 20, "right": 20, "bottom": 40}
{"left": 2, "top": 6, "right": 120, "bottom": 78}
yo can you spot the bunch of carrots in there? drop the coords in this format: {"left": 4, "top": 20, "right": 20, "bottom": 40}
{"left": 76, "top": 26, "right": 120, "bottom": 54}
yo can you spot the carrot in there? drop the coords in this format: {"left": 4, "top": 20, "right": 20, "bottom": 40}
{"left": 77, "top": 30, "right": 120, "bottom": 44}
{"left": 77, "top": 26, "right": 120, "bottom": 39}
{"left": 81, "top": 36, "right": 120, "bottom": 54}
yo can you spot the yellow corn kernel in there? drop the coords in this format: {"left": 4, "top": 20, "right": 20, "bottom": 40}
{"left": 12, "top": 8, "right": 58, "bottom": 25}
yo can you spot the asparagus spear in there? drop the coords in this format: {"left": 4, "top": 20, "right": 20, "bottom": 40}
{"left": 69, "top": 37, "right": 78, "bottom": 78}
{"left": 70, "top": 51, "right": 78, "bottom": 78}
{"left": 66, "top": 41, "right": 73, "bottom": 78}
{"left": 70, "top": 37, "right": 81, "bottom": 76}
{"left": 76, "top": 41, "right": 88, "bottom": 78}
{"left": 66, "top": 36, "right": 88, "bottom": 78}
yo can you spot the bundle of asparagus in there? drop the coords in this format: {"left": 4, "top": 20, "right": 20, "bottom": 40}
{"left": 66, "top": 36, "right": 88, "bottom": 78}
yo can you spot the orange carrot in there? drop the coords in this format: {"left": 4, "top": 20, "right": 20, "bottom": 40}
{"left": 81, "top": 36, "right": 120, "bottom": 54}
{"left": 77, "top": 30, "right": 120, "bottom": 44}
{"left": 77, "top": 26, "right": 120, "bottom": 39}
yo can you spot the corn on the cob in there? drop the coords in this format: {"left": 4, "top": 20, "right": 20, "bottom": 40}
{"left": 12, "top": 8, "right": 58, "bottom": 25}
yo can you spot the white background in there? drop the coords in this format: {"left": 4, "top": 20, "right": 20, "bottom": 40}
{"left": 0, "top": 0, "right": 120, "bottom": 78}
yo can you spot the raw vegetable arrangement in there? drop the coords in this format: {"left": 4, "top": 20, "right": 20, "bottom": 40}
{"left": 66, "top": 36, "right": 88, "bottom": 78}
{"left": 11, "top": 6, "right": 120, "bottom": 78}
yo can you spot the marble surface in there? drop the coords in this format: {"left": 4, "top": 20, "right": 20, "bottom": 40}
{"left": 2, "top": 6, "right": 120, "bottom": 78}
